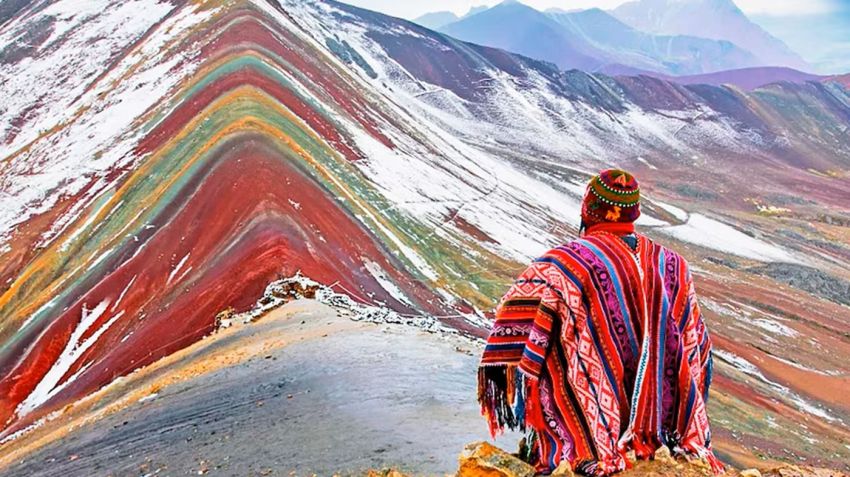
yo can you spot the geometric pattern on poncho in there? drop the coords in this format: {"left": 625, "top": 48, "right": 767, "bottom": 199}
{"left": 478, "top": 232, "right": 720, "bottom": 476}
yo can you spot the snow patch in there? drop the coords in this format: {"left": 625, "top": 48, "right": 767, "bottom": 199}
{"left": 751, "top": 318, "right": 797, "bottom": 338}
{"left": 237, "top": 273, "right": 443, "bottom": 333}
{"left": 138, "top": 393, "right": 158, "bottom": 403}
{"left": 20, "top": 297, "right": 58, "bottom": 331}
{"left": 17, "top": 302, "right": 124, "bottom": 417}
{"left": 364, "top": 261, "right": 413, "bottom": 306}
{"left": 636, "top": 156, "right": 657, "bottom": 170}
{"left": 659, "top": 214, "right": 799, "bottom": 263}
{"left": 656, "top": 202, "right": 689, "bottom": 222}
{"left": 112, "top": 275, "right": 138, "bottom": 312}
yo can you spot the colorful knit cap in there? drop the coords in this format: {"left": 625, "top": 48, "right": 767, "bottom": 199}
{"left": 581, "top": 169, "right": 641, "bottom": 225}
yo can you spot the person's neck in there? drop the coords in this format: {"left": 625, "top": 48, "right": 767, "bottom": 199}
{"left": 584, "top": 222, "right": 635, "bottom": 237}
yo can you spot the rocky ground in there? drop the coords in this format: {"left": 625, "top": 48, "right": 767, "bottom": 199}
{"left": 746, "top": 263, "right": 850, "bottom": 307}
{"left": 447, "top": 442, "right": 847, "bottom": 477}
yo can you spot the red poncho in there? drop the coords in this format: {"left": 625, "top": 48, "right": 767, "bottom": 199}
{"left": 478, "top": 228, "right": 720, "bottom": 475}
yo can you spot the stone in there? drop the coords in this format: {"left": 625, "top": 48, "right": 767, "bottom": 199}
{"left": 551, "top": 461, "right": 576, "bottom": 477}
{"left": 366, "top": 470, "right": 409, "bottom": 477}
{"left": 653, "top": 445, "right": 675, "bottom": 464}
{"left": 689, "top": 457, "right": 712, "bottom": 471}
{"left": 763, "top": 465, "right": 847, "bottom": 477}
{"left": 776, "top": 465, "right": 807, "bottom": 477}
{"left": 458, "top": 441, "right": 536, "bottom": 477}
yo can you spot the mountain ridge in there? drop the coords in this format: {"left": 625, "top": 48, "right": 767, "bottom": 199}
{"left": 439, "top": 1, "right": 608, "bottom": 73}
{"left": 413, "top": 5, "right": 488, "bottom": 30}
{"left": 611, "top": 0, "right": 809, "bottom": 71}
{"left": 412, "top": 11, "right": 458, "bottom": 30}
{"left": 603, "top": 66, "right": 827, "bottom": 91}
{"left": 546, "top": 6, "right": 760, "bottom": 75}
{"left": 435, "top": 0, "right": 775, "bottom": 76}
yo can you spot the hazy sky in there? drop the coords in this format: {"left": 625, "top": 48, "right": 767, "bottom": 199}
{"left": 343, "top": 0, "right": 841, "bottom": 19}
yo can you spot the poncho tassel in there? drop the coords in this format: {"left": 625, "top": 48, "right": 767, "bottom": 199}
{"left": 706, "top": 453, "right": 725, "bottom": 474}
{"left": 478, "top": 365, "right": 527, "bottom": 436}
{"left": 513, "top": 369, "right": 527, "bottom": 425}
{"left": 631, "top": 433, "right": 657, "bottom": 461}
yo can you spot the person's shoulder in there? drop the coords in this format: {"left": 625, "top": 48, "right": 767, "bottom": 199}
{"left": 528, "top": 245, "right": 585, "bottom": 291}
{"left": 535, "top": 240, "right": 588, "bottom": 262}
{"left": 529, "top": 242, "right": 595, "bottom": 279}
{"left": 640, "top": 234, "right": 691, "bottom": 269}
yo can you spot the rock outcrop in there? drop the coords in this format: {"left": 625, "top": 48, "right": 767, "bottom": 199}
{"left": 455, "top": 442, "right": 847, "bottom": 477}
{"left": 458, "top": 441, "right": 537, "bottom": 477}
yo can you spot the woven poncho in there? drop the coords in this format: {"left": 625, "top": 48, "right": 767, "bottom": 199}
{"left": 478, "top": 230, "right": 720, "bottom": 476}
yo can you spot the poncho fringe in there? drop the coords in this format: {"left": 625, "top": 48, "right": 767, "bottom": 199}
{"left": 478, "top": 365, "right": 547, "bottom": 437}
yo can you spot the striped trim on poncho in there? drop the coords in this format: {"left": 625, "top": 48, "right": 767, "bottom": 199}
{"left": 478, "top": 231, "right": 719, "bottom": 476}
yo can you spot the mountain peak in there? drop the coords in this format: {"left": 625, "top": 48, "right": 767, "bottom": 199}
{"left": 492, "top": 0, "right": 534, "bottom": 10}
{"left": 611, "top": 0, "right": 809, "bottom": 70}
{"left": 413, "top": 4, "right": 489, "bottom": 29}
{"left": 442, "top": 0, "right": 765, "bottom": 75}
{"left": 701, "top": 0, "right": 745, "bottom": 14}
{"left": 463, "top": 6, "right": 488, "bottom": 18}
{"left": 413, "top": 10, "right": 459, "bottom": 30}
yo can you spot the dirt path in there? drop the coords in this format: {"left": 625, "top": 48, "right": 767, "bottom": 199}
{"left": 0, "top": 301, "right": 519, "bottom": 477}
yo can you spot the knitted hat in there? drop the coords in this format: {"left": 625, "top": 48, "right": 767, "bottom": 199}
{"left": 581, "top": 169, "right": 641, "bottom": 225}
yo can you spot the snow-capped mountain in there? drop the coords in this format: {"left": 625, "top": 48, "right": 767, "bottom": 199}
{"left": 0, "top": 0, "right": 849, "bottom": 470}
{"left": 439, "top": 2, "right": 762, "bottom": 75}
{"left": 611, "top": 0, "right": 810, "bottom": 71}
{"left": 547, "top": 7, "right": 761, "bottom": 75}
{"left": 438, "top": 1, "right": 607, "bottom": 72}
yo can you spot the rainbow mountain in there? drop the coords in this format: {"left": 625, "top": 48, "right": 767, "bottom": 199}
{"left": 0, "top": 0, "right": 849, "bottom": 470}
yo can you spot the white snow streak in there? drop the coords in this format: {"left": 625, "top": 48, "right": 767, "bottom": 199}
{"left": 166, "top": 253, "right": 191, "bottom": 285}
{"left": 713, "top": 349, "right": 838, "bottom": 423}
{"left": 365, "top": 261, "right": 413, "bottom": 306}
{"left": 17, "top": 302, "right": 123, "bottom": 416}
{"left": 111, "top": 275, "right": 138, "bottom": 312}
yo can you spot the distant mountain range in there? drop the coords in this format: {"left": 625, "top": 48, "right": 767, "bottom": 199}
{"left": 830, "top": 74, "right": 850, "bottom": 88}
{"left": 611, "top": 0, "right": 809, "bottom": 71}
{"left": 438, "top": 1, "right": 607, "bottom": 73}
{"left": 546, "top": 7, "right": 759, "bottom": 75}
{"left": 418, "top": 0, "right": 813, "bottom": 78}
{"left": 412, "top": 11, "right": 459, "bottom": 30}
{"left": 413, "top": 6, "right": 487, "bottom": 30}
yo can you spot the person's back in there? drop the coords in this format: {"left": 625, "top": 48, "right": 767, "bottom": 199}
{"left": 478, "top": 170, "right": 719, "bottom": 476}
